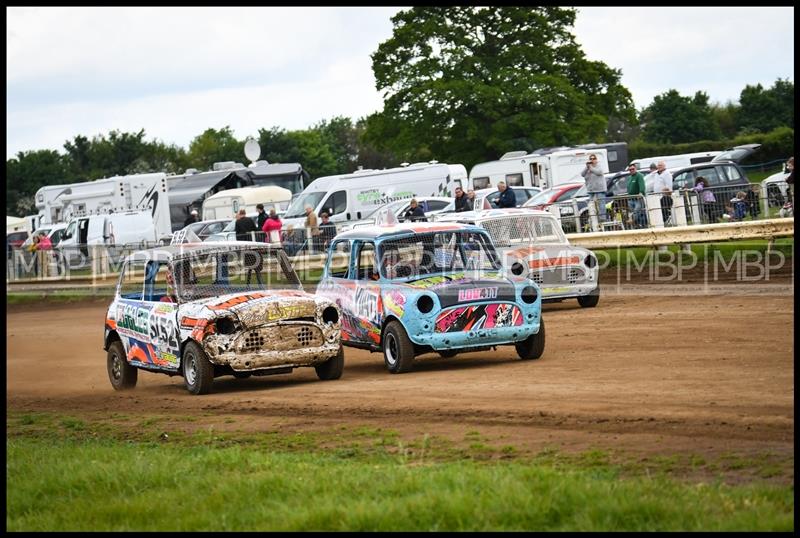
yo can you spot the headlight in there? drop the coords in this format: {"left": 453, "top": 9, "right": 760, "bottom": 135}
{"left": 584, "top": 255, "right": 597, "bottom": 268}
{"left": 417, "top": 294, "right": 434, "bottom": 314}
{"left": 322, "top": 306, "right": 339, "bottom": 324}
{"left": 215, "top": 317, "right": 237, "bottom": 335}
{"left": 521, "top": 286, "right": 538, "bottom": 304}
{"left": 510, "top": 261, "right": 526, "bottom": 276}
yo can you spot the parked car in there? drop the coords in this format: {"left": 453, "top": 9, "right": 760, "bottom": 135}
{"left": 174, "top": 218, "right": 231, "bottom": 242}
{"left": 204, "top": 214, "right": 258, "bottom": 242}
{"left": 6, "top": 230, "right": 29, "bottom": 249}
{"left": 761, "top": 170, "right": 791, "bottom": 208}
{"left": 338, "top": 196, "right": 453, "bottom": 233}
{"left": 316, "top": 222, "right": 545, "bottom": 373}
{"left": 104, "top": 242, "right": 344, "bottom": 394}
{"left": 522, "top": 183, "right": 584, "bottom": 210}
{"left": 434, "top": 187, "right": 543, "bottom": 219}
{"left": 21, "top": 223, "right": 68, "bottom": 249}
{"left": 437, "top": 208, "right": 599, "bottom": 307}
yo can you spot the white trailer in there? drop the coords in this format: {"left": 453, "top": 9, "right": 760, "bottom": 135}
{"left": 34, "top": 172, "right": 172, "bottom": 240}
{"left": 202, "top": 185, "right": 293, "bottom": 221}
{"left": 281, "top": 161, "right": 466, "bottom": 230}
{"left": 469, "top": 148, "right": 609, "bottom": 191}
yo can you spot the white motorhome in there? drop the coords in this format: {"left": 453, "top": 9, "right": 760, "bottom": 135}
{"left": 281, "top": 161, "right": 466, "bottom": 230}
{"left": 629, "top": 151, "right": 722, "bottom": 171}
{"left": 469, "top": 148, "right": 609, "bottom": 192}
{"left": 202, "top": 185, "right": 293, "bottom": 221}
{"left": 6, "top": 216, "right": 27, "bottom": 234}
{"left": 34, "top": 173, "right": 171, "bottom": 235}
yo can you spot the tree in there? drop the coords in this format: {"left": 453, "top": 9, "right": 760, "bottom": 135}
{"left": 6, "top": 150, "right": 70, "bottom": 215}
{"left": 186, "top": 126, "right": 244, "bottom": 170}
{"left": 710, "top": 100, "right": 740, "bottom": 139}
{"left": 365, "top": 7, "right": 635, "bottom": 167}
{"left": 640, "top": 90, "right": 721, "bottom": 143}
{"left": 738, "top": 78, "right": 794, "bottom": 134}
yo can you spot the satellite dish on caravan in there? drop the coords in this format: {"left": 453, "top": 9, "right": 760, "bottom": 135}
{"left": 244, "top": 139, "right": 262, "bottom": 163}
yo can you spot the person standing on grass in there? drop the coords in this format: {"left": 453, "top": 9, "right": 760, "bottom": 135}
{"left": 581, "top": 154, "right": 607, "bottom": 222}
{"left": 626, "top": 164, "right": 647, "bottom": 228}
{"left": 234, "top": 209, "right": 257, "bottom": 241}
{"left": 262, "top": 208, "right": 283, "bottom": 243}
{"left": 652, "top": 161, "right": 674, "bottom": 225}
{"left": 255, "top": 203, "right": 268, "bottom": 237}
{"left": 692, "top": 176, "right": 717, "bottom": 224}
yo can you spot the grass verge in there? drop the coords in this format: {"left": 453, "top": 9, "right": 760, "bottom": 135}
{"left": 6, "top": 411, "right": 794, "bottom": 531}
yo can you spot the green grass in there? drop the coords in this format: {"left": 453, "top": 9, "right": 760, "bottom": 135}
{"left": 6, "top": 290, "right": 113, "bottom": 305}
{"left": 5, "top": 412, "right": 794, "bottom": 531}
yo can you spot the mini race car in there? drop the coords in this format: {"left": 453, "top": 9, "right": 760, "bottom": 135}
{"left": 316, "top": 221, "right": 545, "bottom": 373}
{"left": 437, "top": 208, "right": 600, "bottom": 307}
{"left": 104, "top": 242, "right": 343, "bottom": 394}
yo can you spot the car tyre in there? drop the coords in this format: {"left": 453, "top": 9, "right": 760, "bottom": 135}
{"left": 107, "top": 340, "right": 138, "bottom": 390}
{"left": 182, "top": 340, "right": 214, "bottom": 395}
{"left": 383, "top": 321, "right": 415, "bottom": 374}
{"left": 578, "top": 285, "right": 600, "bottom": 308}
{"left": 315, "top": 345, "right": 345, "bottom": 380}
{"left": 515, "top": 319, "right": 545, "bottom": 360}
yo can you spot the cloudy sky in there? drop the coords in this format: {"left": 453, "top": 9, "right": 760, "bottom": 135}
{"left": 6, "top": 6, "right": 794, "bottom": 159}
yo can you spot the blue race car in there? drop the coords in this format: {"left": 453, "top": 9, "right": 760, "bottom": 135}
{"left": 316, "top": 222, "right": 545, "bottom": 373}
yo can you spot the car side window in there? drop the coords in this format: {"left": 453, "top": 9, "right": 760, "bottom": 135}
{"left": 724, "top": 165, "right": 743, "bottom": 182}
{"left": 356, "top": 242, "right": 377, "bottom": 280}
{"left": 427, "top": 200, "right": 449, "bottom": 211}
{"left": 328, "top": 240, "right": 351, "bottom": 279}
{"left": 321, "top": 190, "right": 347, "bottom": 216}
{"left": 673, "top": 170, "right": 696, "bottom": 190}
{"left": 696, "top": 167, "right": 722, "bottom": 186}
{"left": 556, "top": 188, "right": 577, "bottom": 202}
{"left": 206, "top": 222, "right": 225, "bottom": 234}
{"left": 118, "top": 260, "right": 146, "bottom": 300}
{"left": 144, "top": 261, "right": 171, "bottom": 302}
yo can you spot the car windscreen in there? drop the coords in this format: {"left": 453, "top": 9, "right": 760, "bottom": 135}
{"left": 173, "top": 247, "right": 302, "bottom": 302}
{"left": 284, "top": 191, "right": 327, "bottom": 219}
{"left": 378, "top": 230, "right": 501, "bottom": 280}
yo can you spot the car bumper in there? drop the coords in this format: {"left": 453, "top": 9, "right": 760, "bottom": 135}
{"left": 539, "top": 282, "right": 598, "bottom": 300}
{"left": 408, "top": 322, "right": 541, "bottom": 351}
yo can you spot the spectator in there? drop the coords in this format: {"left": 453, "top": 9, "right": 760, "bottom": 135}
{"left": 785, "top": 156, "right": 794, "bottom": 205}
{"left": 319, "top": 212, "right": 337, "bottom": 250}
{"left": 27, "top": 235, "right": 40, "bottom": 276}
{"left": 745, "top": 183, "right": 760, "bottom": 219}
{"left": 184, "top": 208, "right": 200, "bottom": 227}
{"left": 262, "top": 208, "right": 282, "bottom": 243}
{"left": 692, "top": 176, "right": 717, "bottom": 224}
{"left": 304, "top": 205, "right": 321, "bottom": 253}
{"left": 651, "top": 161, "right": 673, "bottom": 225}
{"left": 255, "top": 203, "right": 267, "bottom": 232}
{"left": 234, "top": 209, "right": 257, "bottom": 241}
{"left": 403, "top": 199, "right": 427, "bottom": 222}
{"left": 496, "top": 181, "right": 516, "bottom": 208}
{"left": 626, "top": 164, "right": 647, "bottom": 228}
{"left": 454, "top": 186, "right": 470, "bottom": 212}
{"left": 581, "top": 153, "right": 607, "bottom": 221}
{"left": 730, "top": 191, "right": 748, "bottom": 221}
{"left": 466, "top": 189, "right": 476, "bottom": 211}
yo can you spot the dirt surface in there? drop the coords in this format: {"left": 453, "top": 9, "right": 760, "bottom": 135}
{"left": 7, "top": 269, "right": 794, "bottom": 477}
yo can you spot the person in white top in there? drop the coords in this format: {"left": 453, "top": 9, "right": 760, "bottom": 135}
{"left": 651, "top": 161, "right": 673, "bottom": 225}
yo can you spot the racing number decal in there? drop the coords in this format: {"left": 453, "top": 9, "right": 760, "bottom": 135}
{"left": 149, "top": 316, "right": 179, "bottom": 351}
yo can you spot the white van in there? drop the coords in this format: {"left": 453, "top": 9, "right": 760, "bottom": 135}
{"left": 201, "top": 185, "right": 293, "bottom": 221}
{"left": 281, "top": 162, "right": 466, "bottom": 230}
{"left": 629, "top": 151, "right": 722, "bottom": 171}
{"left": 469, "top": 148, "right": 608, "bottom": 191}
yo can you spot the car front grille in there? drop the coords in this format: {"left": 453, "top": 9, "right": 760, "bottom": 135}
{"left": 236, "top": 324, "right": 324, "bottom": 353}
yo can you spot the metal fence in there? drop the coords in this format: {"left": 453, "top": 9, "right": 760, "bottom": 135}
{"left": 547, "top": 181, "right": 791, "bottom": 234}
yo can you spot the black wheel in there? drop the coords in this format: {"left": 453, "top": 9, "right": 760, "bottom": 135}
{"left": 182, "top": 341, "right": 214, "bottom": 395}
{"left": 383, "top": 321, "right": 415, "bottom": 373}
{"left": 315, "top": 345, "right": 345, "bottom": 380}
{"left": 438, "top": 350, "right": 458, "bottom": 358}
{"left": 578, "top": 284, "right": 600, "bottom": 308}
{"left": 515, "top": 319, "right": 545, "bottom": 360}
{"left": 107, "top": 340, "right": 138, "bottom": 390}
{"left": 232, "top": 372, "right": 252, "bottom": 379}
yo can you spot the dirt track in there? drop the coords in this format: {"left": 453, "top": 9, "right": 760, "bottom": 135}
{"left": 6, "top": 273, "right": 794, "bottom": 467}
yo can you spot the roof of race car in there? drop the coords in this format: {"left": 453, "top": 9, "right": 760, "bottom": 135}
{"left": 436, "top": 208, "right": 552, "bottom": 223}
{"left": 122, "top": 241, "right": 284, "bottom": 263}
{"left": 333, "top": 221, "right": 486, "bottom": 241}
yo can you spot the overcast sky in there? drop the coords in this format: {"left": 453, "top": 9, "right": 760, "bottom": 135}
{"left": 6, "top": 6, "right": 794, "bottom": 159}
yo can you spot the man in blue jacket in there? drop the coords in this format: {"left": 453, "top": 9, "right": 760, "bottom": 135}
{"left": 496, "top": 181, "right": 516, "bottom": 208}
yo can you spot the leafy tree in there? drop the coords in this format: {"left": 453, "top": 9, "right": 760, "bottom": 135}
{"left": 186, "top": 126, "right": 244, "bottom": 170}
{"left": 640, "top": 90, "right": 721, "bottom": 143}
{"left": 710, "top": 100, "right": 740, "bottom": 139}
{"left": 257, "top": 126, "right": 302, "bottom": 164}
{"left": 6, "top": 150, "right": 70, "bottom": 215}
{"left": 737, "top": 78, "right": 794, "bottom": 134}
{"left": 365, "top": 6, "right": 635, "bottom": 167}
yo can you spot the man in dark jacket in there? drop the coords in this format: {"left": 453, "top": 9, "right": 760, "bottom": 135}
{"left": 255, "top": 203, "right": 267, "bottom": 232}
{"left": 496, "top": 181, "right": 516, "bottom": 208}
{"left": 403, "top": 199, "right": 426, "bottom": 222}
{"left": 454, "top": 187, "right": 470, "bottom": 212}
{"left": 184, "top": 209, "right": 200, "bottom": 227}
{"left": 234, "top": 209, "right": 258, "bottom": 241}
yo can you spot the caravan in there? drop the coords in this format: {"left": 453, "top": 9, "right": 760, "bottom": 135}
{"left": 469, "top": 148, "right": 609, "bottom": 192}
{"left": 201, "top": 185, "right": 293, "bottom": 221}
{"left": 281, "top": 162, "right": 466, "bottom": 230}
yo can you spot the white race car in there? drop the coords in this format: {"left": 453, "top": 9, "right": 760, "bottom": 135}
{"left": 104, "top": 242, "right": 343, "bottom": 394}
